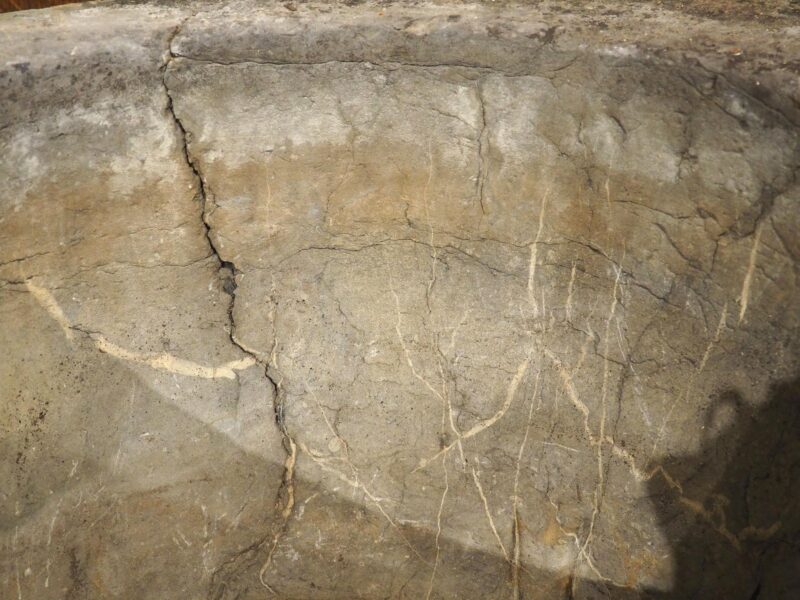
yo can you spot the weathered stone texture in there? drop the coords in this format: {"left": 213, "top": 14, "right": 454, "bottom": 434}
{"left": 2, "top": 2, "right": 799, "bottom": 599}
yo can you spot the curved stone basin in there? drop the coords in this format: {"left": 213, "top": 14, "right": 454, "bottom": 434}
{"left": 2, "top": 2, "right": 799, "bottom": 598}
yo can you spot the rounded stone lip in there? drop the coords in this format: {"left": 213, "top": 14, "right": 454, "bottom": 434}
{"left": 1, "top": 1, "right": 799, "bottom": 127}
{"left": 194, "top": 0, "right": 800, "bottom": 126}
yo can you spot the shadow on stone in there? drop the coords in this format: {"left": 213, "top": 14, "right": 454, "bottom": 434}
{"left": 586, "top": 376, "right": 800, "bottom": 600}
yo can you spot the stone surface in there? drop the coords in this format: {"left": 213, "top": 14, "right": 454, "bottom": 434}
{"left": 1, "top": 2, "right": 799, "bottom": 598}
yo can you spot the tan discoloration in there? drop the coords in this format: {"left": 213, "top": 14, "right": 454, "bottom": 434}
{"left": 540, "top": 515, "right": 565, "bottom": 547}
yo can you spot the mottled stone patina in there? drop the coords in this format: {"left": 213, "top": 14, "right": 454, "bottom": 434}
{"left": 2, "top": 2, "right": 799, "bottom": 598}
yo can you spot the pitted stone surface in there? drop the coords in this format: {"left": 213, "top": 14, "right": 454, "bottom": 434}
{"left": 2, "top": 2, "right": 799, "bottom": 599}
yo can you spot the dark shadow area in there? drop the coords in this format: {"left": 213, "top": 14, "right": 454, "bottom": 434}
{"left": 589, "top": 376, "right": 800, "bottom": 599}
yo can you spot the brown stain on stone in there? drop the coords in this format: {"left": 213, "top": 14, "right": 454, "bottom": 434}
{"left": 540, "top": 513, "right": 565, "bottom": 547}
{"left": 205, "top": 138, "right": 485, "bottom": 254}
{"left": 609, "top": 529, "right": 662, "bottom": 589}
{"left": 0, "top": 170, "right": 206, "bottom": 282}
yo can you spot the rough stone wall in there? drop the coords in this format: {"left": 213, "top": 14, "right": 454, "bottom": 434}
{"left": 1, "top": 2, "right": 799, "bottom": 599}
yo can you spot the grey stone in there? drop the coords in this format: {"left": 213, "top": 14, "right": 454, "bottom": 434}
{"left": 1, "top": 2, "right": 799, "bottom": 598}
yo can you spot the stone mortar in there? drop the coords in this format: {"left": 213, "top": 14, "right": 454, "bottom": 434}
{"left": 1, "top": 1, "right": 799, "bottom": 598}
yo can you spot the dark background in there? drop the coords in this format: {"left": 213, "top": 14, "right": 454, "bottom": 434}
{"left": 1, "top": 1, "right": 79, "bottom": 12}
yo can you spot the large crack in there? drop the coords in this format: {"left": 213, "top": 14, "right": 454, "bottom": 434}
{"left": 161, "top": 24, "right": 298, "bottom": 596}
{"left": 475, "top": 78, "right": 489, "bottom": 216}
